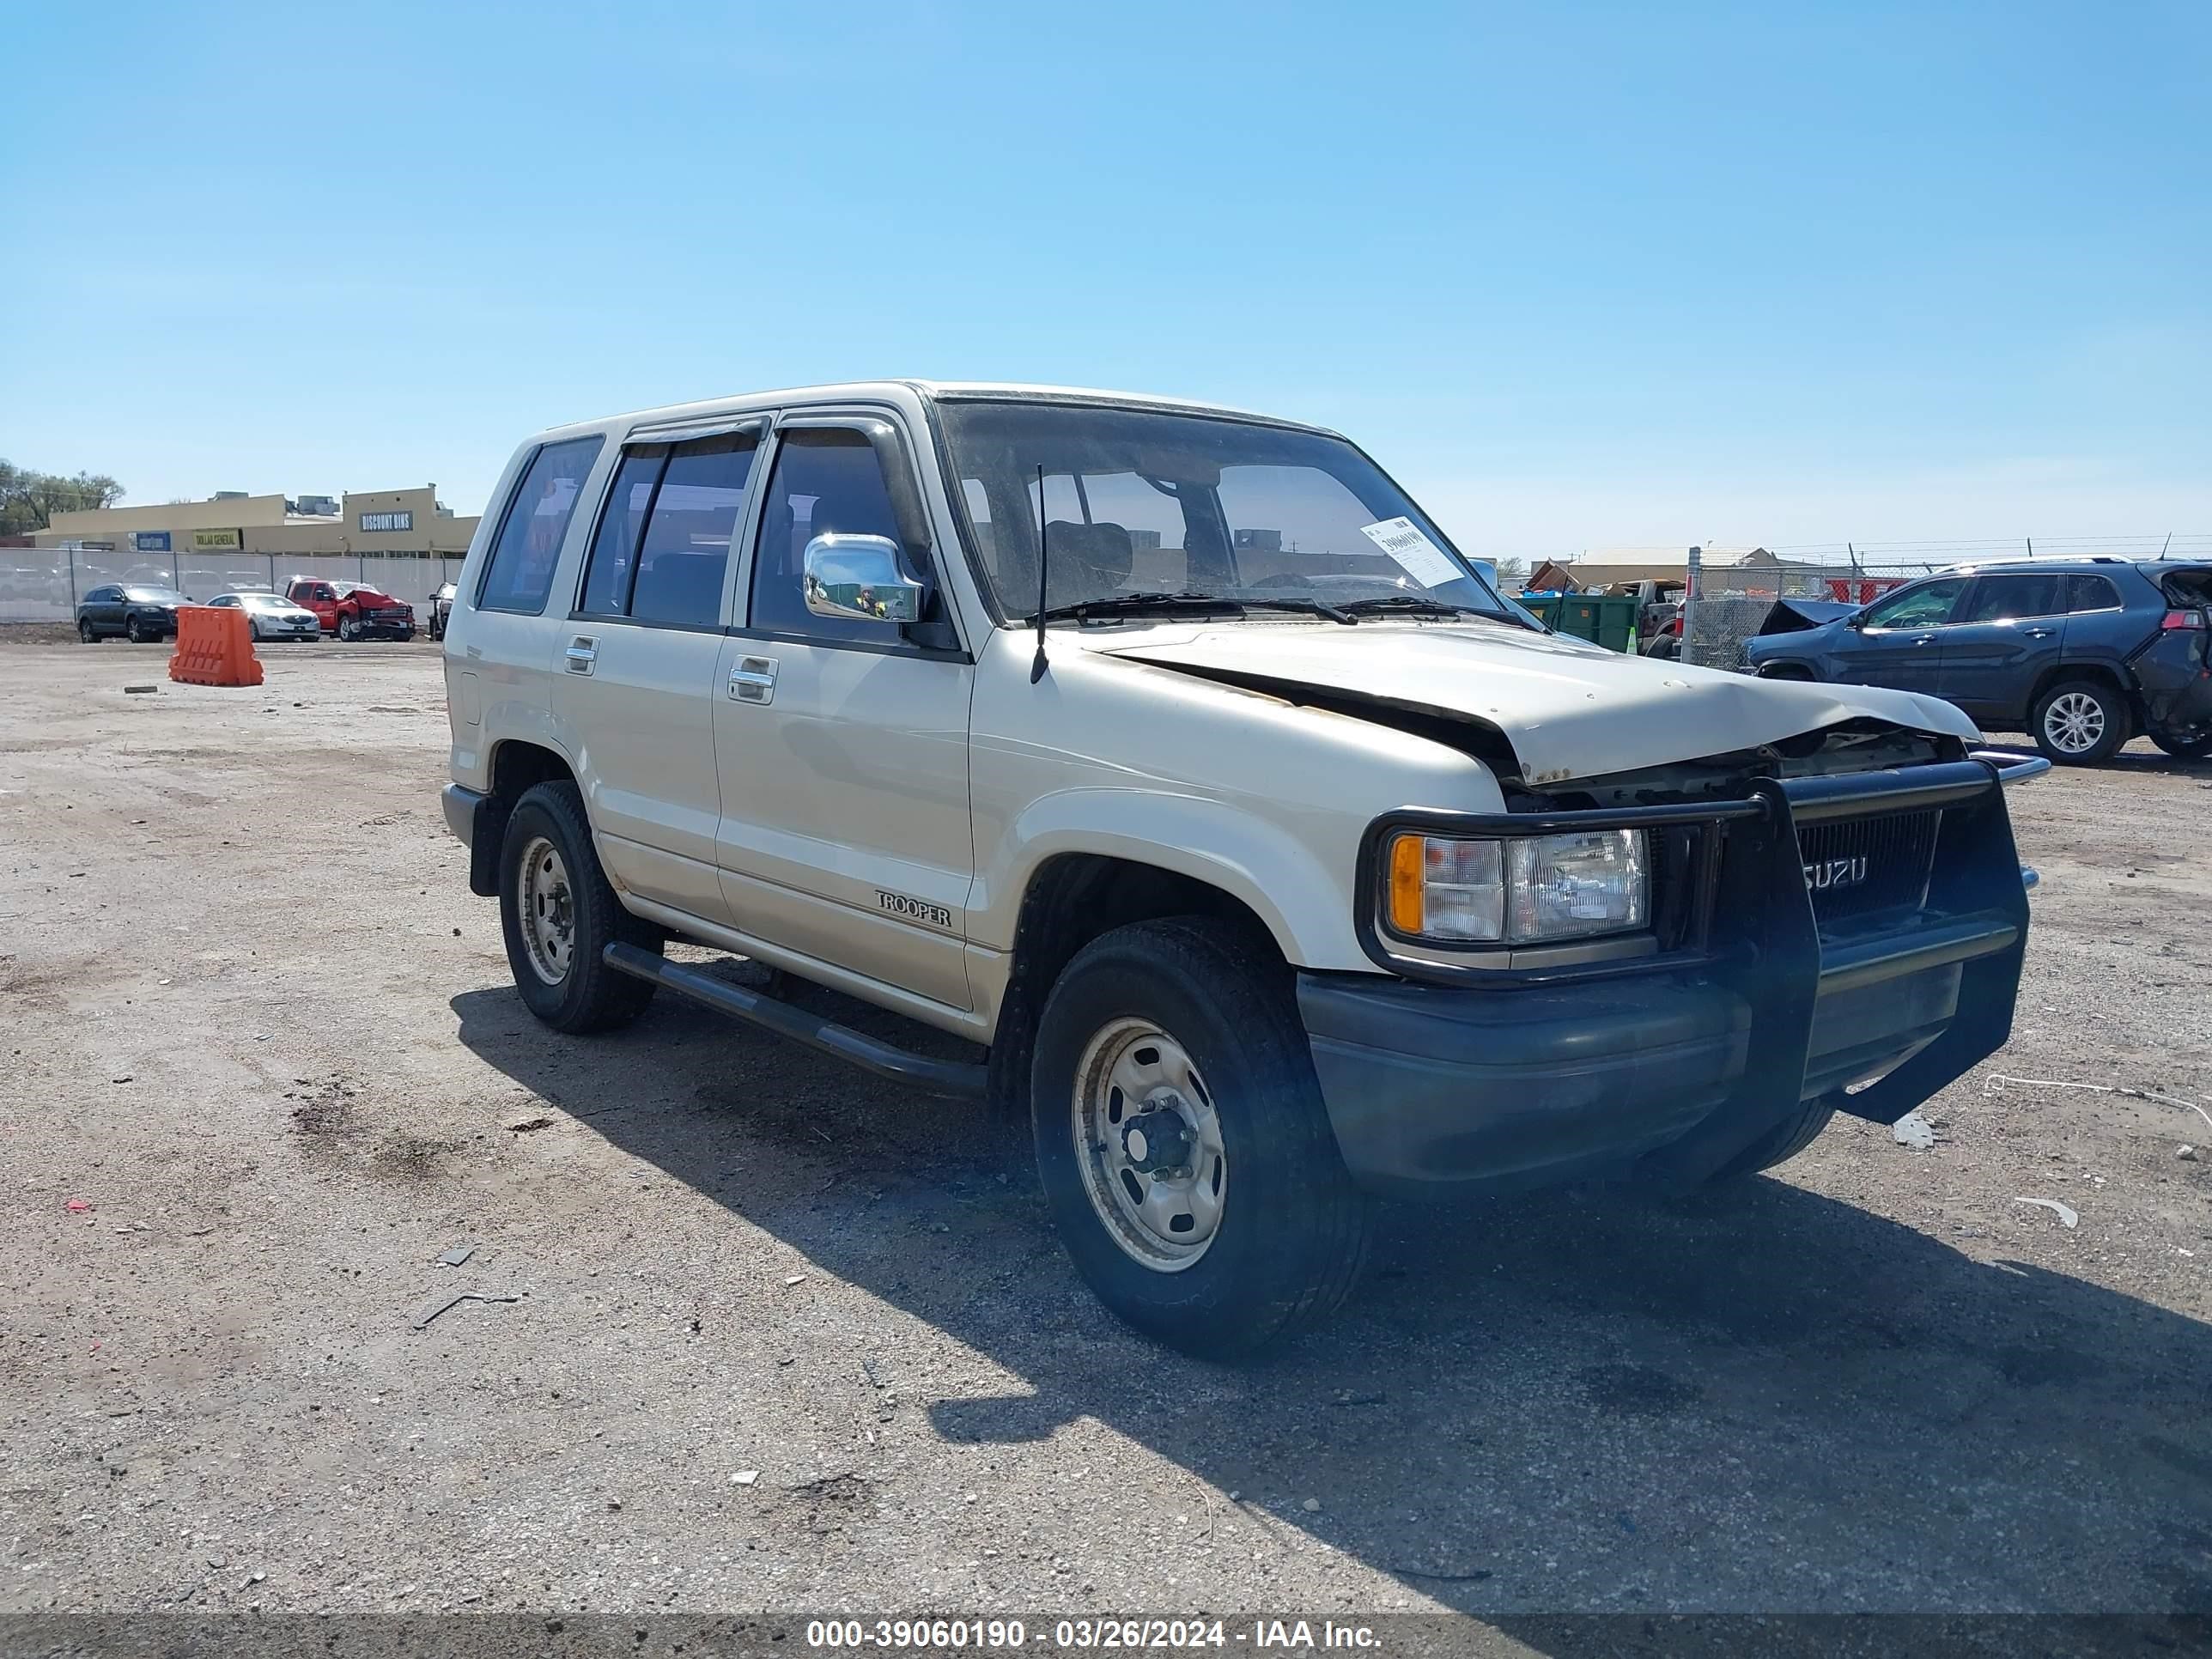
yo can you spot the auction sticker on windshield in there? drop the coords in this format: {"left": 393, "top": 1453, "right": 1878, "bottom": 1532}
{"left": 1359, "top": 516, "right": 1465, "bottom": 588}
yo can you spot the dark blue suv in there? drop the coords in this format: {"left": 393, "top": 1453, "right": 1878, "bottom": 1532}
{"left": 1743, "top": 559, "right": 2212, "bottom": 764}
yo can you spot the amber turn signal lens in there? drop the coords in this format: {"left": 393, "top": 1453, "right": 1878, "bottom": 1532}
{"left": 1386, "top": 833, "right": 1425, "bottom": 934}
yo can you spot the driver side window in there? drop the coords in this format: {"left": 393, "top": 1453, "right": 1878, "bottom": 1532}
{"left": 746, "top": 428, "right": 921, "bottom": 644}
{"left": 1863, "top": 578, "right": 1967, "bottom": 629}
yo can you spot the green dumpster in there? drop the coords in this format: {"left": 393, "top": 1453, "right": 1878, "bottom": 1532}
{"left": 1523, "top": 593, "right": 1640, "bottom": 652}
{"left": 1519, "top": 594, "right": 1566, "bottom": 631}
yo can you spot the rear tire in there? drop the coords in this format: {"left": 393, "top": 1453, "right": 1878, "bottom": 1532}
{"left": 1704, "top": 1097, "right": 1837, "bottom": 1182}
{"left": 497, "top": 781, "right": 659, "bottom": 1033}
{"left": 78, "top": 618, "right": 96, "bottom": 643}
{"left": 2032, "top": 679, "right": 2127, "bottom": 764}
{"left": 1759, "top": 663, "right": 1816, "bottom": 681}
{"left": 1030, "top": 917, "right": 1369, "bottom": 1358}
{"left": 2149, "top": 729, "right": 2212, "bottom": 760}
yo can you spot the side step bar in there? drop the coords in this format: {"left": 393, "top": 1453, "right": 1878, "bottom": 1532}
{"left": 603, "top": 942, "right": 988, "bottom": 1102}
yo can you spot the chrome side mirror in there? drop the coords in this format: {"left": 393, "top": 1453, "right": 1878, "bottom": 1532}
{"left": 802, "top": 533, "right": 922, "bottom": 624}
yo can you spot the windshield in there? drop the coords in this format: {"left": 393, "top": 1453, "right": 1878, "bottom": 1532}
{"left": 125, "top": 587, "right": 185, "bottom": 603}
{"left": 938, "top": 401, "right": 1519, "bottom": 623}
{"left": 235, "top": 592, "right": 285, "bottom": 608}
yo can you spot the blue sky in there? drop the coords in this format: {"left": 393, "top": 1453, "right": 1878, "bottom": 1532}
{"left": 6, "top": 1, "right": 2207, "bottom": 558}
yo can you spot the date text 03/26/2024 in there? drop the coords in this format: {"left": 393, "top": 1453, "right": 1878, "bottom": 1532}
{"left": 804, "top": 1620, "right": 1382, "bottom": 1650}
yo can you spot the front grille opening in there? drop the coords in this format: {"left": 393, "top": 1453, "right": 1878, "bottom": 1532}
{"left": 1797, "top": 809, "right": 1940, "bottom": 928}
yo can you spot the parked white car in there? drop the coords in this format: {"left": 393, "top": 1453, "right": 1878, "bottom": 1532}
{"left": 208, "top": 589, "right": 323, "bottom": 641}
{"left": 441, "top": 381, "right": 2043, "bottom": 1354}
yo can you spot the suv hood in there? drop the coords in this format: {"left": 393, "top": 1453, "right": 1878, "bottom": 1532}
{"left": 1092, "top": 622, "right": 1981, "bottom": 786}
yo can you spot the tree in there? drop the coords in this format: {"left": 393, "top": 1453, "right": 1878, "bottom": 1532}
{"left": 0, "top": 460, "right": 125, "bottom": 535}
{"left": 1494, "top": 556, "right": 1528, "bottom": 585}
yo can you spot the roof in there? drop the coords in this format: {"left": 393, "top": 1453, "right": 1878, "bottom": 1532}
{"left": 1528, "top": 560, "right": 1692, "bottom": 587}
{"left": 1935, "top": 556, "right": 2207, "bottom": 576}
{"left": 533, "top": 380, "right": 1335, "bottom": 444}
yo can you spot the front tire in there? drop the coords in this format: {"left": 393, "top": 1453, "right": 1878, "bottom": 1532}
{"left": 497, "top": 781, "right": 659, "bottom": 1033}
{"left": 337, "top": 614, "right": 358, "bottom": 641}
{"left": 2032, "top": 679, "right": 2127, "bottom": 764}
{"left": 126, "top": 615, "right": 148, "bottom": 643}
{"left": 1704, "top": 1097, "right": 1837, "bottom": 1182}
{"left": 1030, "top": 917, "right": 1369, "bottom": 1358}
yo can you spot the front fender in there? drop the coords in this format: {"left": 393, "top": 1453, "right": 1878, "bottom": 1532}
{"left": 976, "top": 787, "right": 1366, "bottom": 971}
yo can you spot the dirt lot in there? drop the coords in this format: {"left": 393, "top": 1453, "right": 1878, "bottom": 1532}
{"left": 3, "top": 640, "right": 2209, "bottom": 1630}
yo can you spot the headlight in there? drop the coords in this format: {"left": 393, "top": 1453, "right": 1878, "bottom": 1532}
{"left": 1383, "top": 829, "right": 1649, "bottom": 945}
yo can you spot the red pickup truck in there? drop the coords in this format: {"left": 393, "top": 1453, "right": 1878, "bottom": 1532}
{"left": 284, "top": 578, "right": 416, "bottom": 641}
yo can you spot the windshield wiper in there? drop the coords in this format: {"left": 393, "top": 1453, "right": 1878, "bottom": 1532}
{"left": 1337, "top": 595, "right": 1516, "bottom": 623}
{"left": 1036, "top": 591, "right": 1358, "bottom": 625}
{"left": 1033, "top": 590, "right": 1246, "bottom": 623}
{"left": 1235, "top": 596, "right": 1357, "bottom": 625}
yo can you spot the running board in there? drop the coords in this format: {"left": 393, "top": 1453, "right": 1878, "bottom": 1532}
{"left": 602, "top": 942, "right": 988, "bottom": 1102}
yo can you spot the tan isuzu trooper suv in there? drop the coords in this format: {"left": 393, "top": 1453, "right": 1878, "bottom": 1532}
{"left": 442, "top": 381, "right": 2044, "bottom": 1355}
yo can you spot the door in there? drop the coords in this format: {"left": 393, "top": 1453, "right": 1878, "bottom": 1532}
{"left": 554, "top": 428, "right": 762, "bottom": 927}
{"left": 711, "top": 419, "right": 975, "bottom": 1012}
{"left": 1935, "top": 571, "right": 2069, "bottom": 723}
{"left": 1831, "top": 575, "right": 1969, "bottom": 692}
{"left": 82, "top": 586, "right": 122, "bottom": 631}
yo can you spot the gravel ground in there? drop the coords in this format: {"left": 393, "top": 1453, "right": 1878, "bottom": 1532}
{"left": 2, "top": 642, "right": 2209, "bottom": 1627}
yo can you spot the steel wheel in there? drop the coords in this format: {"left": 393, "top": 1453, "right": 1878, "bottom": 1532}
{"left": 515, "top": 835, "right": 574, "bottom": 986}
{"left": 1070, "top": 1018, "right": 1227, "bottom": 1273}
{"left": 2041, "top": 691, "right": 2106, "bottom": 756}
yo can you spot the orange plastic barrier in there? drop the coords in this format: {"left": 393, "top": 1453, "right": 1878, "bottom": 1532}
{"left": 167, "top": 605, "right": 264, "bottom": 687}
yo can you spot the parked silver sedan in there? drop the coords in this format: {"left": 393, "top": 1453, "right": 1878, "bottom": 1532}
{"left": 208, "top": 590, "right": 324, "bottom": 642}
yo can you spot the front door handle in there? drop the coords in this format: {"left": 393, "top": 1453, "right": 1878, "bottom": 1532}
{"left": 564, "top": 636, "right": 599, "bottom": 674}
{"left": 2022, "top": 626, "right": 2055, "bottom": 639}
{"left": 1911, "top": 634, "right": 1938, "bottom": 646}
{"left": 728, "top": 655, "right": 778, "bottom": 705}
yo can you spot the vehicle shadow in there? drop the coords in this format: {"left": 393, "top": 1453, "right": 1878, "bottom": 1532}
{"left": 452, "top": 970, "right": 2212, "bottom": 1622}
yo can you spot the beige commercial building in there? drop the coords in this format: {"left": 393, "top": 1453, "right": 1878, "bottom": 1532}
{"left": 37, "top": 484, "right": 480, "bottom": 563}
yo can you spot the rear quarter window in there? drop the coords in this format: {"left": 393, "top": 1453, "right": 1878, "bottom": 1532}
{"left": 478, "top": 436, "right": 605, "bottom": 614}
{"left": 2066, "top": 574, "right": 2124, "bottom": 613}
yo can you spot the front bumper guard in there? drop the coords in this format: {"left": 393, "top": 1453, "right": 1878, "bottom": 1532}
{"left": 1323, "top": 752, "right": 2039, "bottom": 1190}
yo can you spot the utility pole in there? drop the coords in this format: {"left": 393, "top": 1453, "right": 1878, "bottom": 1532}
{"left": 1682, "top": 544, "right": 1703, "bottom": 665}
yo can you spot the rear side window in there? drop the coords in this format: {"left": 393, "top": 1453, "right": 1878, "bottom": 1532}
{"left": 1962, "top": 573, "right": 2066, "bottom": 622}
{"left": 2066, "top": 574, "right": 2123, "bottom": 613}
{"left": 578, "top": 449, "right": 669, "bottom": 617}
{"left": 478, "top": 436, "right": 605, "bottom": 614}
{"left": 575, "top": 432, "right": 758, "bottom": 629}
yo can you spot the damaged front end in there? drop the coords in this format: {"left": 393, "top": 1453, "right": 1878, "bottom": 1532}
{"left": 1306, "top": 714, "right": 2045, "bottom": 1194}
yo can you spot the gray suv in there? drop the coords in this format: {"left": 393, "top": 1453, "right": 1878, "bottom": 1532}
{"left": 1743, "top": 559, "right": 2212, "bottom": 763}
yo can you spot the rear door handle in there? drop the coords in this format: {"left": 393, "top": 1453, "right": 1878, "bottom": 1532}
{"left": 564, "top": 635, "right": 599, "bottom": 674}
{"left": 729, "top": 655, "right": 778, "bottom": 705}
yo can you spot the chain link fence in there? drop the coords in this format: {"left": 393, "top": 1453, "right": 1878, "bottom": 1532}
{"left": 0, "top": 547, "right": 462, "bottom": 627}
{"left": 1680, "top": 564, "right": 1930, "bottom": 672}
